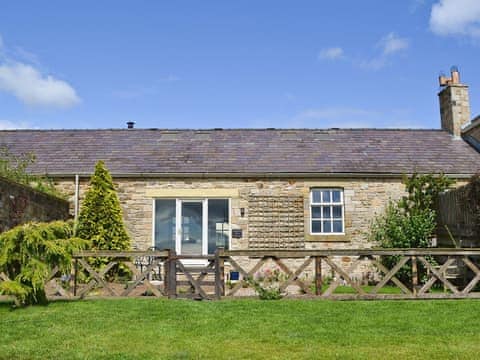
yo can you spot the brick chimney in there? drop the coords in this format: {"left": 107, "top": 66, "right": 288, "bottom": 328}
{"left": 438, "top": 66, "right": 471, "bottom": 137}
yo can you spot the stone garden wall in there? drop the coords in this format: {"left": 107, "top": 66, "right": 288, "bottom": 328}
{"left": 0, "top": 177, "right": 70, "bottom": 233}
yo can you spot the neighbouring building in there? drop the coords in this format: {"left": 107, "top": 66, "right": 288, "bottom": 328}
{"left": 1, "top": 68, "right": 480, "bottom": 255}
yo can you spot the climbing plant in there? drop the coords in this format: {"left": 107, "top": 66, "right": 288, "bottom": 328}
{"left": 370, "top": 173, "right": 454, "bottom": 284}
{"left": 0, "top": 221, "right": 86, "bottom": 306}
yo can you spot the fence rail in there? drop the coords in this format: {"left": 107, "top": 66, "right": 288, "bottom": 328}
{"left": 1, "top": 248, "right": 480, "bottom": 302}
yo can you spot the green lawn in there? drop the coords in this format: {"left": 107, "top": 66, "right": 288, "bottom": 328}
{"left": 1, "top": 299, "right": 479, "bottom": 359}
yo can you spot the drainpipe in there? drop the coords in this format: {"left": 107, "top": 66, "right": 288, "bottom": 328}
{"left": 74, "top": 174, "right": 80, "bottom": 221}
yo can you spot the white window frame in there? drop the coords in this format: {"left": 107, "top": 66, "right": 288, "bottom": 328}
{"left": 151, "top": 198, "right": 231, "bottom": 254}
{"left": 310, "top": 188, "right": 345, "bottom": 235}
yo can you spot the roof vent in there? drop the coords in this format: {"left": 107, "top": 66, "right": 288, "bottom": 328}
{"left": 126, "top": 121, "right": 135, "bottom": 129}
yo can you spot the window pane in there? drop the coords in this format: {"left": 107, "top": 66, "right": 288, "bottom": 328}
{"left": 181, "top": 202, "right": 203, "bottom": 255}
{"left": 322, "top": 190, "right": 331, "bottom": 203}
{"left": 312, "top": 190, "right": 322, "bottom": 203}
{"left": 323, "top": 221, "right": 332, "bottom": 233}
{"left": 312, "top": 206, "right": 322, "bottom": 218}
{"left": 208, "top": 199, "right": 229, "bottom": 254}
{"left": 322, "top": 206, "right": 331, "bottom": 218}
{"left": 154, "top": 199, "right": 176, "bottom": 250}
{"left": 332, "top": 190, "right": 341, "bottom": 203}
{"left": 312, "top": 220, "right": 321, "bottom": 233}
{"left": 333, "top": 206, "right": 342, "bottom": 219}
{"left": 333, "top": 220, "right": 343, "bottom": 233}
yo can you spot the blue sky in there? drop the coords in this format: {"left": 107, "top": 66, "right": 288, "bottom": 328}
{"left": 0, "top": 0, "right": 480, "bottom": 130}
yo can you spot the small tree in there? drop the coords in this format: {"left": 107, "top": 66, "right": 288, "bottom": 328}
{"left": 0, "top": 221, "right": 86, "bottom": 306}
{"left": 370, "top": 173, "right": 454, "bottom": 284}
{"left": 76, "top": 161, "right": 130, "bottom": 275}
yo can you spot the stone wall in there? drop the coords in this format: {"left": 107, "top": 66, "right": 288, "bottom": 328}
{"left": 55, "top": 176, "right": 407, "bottom": 250}
{"left": 0, "top": 177, "right": 70, "bottom": 233}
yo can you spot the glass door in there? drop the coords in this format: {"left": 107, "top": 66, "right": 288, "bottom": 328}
{"left": 180, "top": 201, "right": 204, "bottom": 255}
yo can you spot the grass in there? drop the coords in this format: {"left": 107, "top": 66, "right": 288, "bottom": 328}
{"left": 324, "top": 285, "right": 402, "bottom": 294}
{"left": 1, "top": 298, "right": 480, "bottom": 359}
{"left": 323, "top": 285, "right": 445, "bottom": 294}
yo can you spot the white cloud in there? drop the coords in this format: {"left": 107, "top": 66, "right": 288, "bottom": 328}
{"left": 378, "top": 33, "right": 409, "bottom": 55}
{"left": 0, "top": 62, "right": 80, "bottom": 108}
{"left": 430, "top": 0, "right": 480, "bottom": 37}
{"left": 318, "top": 47, "right": 345, "bottom": 60}
{"left": 13, "top": 46, "right": 41, "bottom": 67}
{"left": 0, "top": 34, "right": 80, "bottom": 108}
{"left": 356, "top": 33, "right": 409, "bottom": 70}
{"left": 0, "top": 119, "right": 30, "bottom": 130}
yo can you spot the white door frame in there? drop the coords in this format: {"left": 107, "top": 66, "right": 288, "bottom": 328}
{"left": 152, "top": 198, "right": 231, "bottom": 261}
{"left": 176, "top": 199, "right": 208, "bottom": 256}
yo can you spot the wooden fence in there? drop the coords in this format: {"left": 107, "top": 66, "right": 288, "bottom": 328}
{"left": 1, "top": 248, "right": 480, "bottom": 302}
{"left": 437, "top": 185, "right": 478, "bottom": 247}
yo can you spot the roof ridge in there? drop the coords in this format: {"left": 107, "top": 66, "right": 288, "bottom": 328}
{"left": 0, "top": 127, "right": 445, "bottom": 132}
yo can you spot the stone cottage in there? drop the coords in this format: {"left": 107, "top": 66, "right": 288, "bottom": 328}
{"left": 1, "top": 69, "right": 480, "bottom": 255}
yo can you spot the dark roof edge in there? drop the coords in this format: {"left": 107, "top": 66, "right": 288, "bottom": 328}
{"left": 45, "top": 172, "right": 476, "bottom": 179}
{"left": 463, "top": 135, "right": 480, "bottom": 153}
{"left": 462, "top": 116, "right": 480, "bottom": 134}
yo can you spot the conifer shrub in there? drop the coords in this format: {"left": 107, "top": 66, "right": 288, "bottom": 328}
{"left": 0, "top": 221, "right": 86, "bottom": 306}
{"left": 76, "top": 161, "right": 131, "bottom": 278}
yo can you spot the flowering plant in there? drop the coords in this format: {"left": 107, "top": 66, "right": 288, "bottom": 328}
{"left": 247, "top": 266, "right": 286, "bottom": 300}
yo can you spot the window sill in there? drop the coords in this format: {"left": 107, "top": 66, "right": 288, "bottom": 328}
{"left": 305, "top": 234, "right": 350, "bottom": 242}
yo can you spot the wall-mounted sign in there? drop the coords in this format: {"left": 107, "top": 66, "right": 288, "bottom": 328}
{"left": 232, "top": 229, "right": 243, "bottom": 239}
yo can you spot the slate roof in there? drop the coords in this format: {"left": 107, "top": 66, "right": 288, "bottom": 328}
{"left": 0, "top": 128, "right": 479, "bottom": 177}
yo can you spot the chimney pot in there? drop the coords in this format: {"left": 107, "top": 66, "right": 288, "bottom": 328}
{"left": 451, "top": 66, "right": 460, "bottom": 84}
{"left": 126, "top": 121, "right": 135, "bottom": 129}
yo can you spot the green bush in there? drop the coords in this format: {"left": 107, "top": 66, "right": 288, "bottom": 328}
{"left": 370, "top": 173, "right": 454, "bottom": 285}
{"left": 76, "top": 161, "right": 131, "bottom": 278}
{"left": 0, "top": 221, "right": 86, "bottom": 306}
{"left": 370, "top": 202, "right": 436, "bottom": 249}
{"left": 400, "top": 173, "right": 454, "bottom": 215}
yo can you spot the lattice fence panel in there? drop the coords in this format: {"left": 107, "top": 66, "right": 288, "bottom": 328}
{"left": 248, "top": 195, "right": 304, "bottom": 249}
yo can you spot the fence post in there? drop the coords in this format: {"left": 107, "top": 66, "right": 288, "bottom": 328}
{"left": 73, "top": 257, "right": 78, "bottom": 297}
{"left": 411, "top": 256, "right": 418, "bottom": 296}
{"left": 165, "top": 249, "right": 177, "bottom": 299}
{"left": 315, "top": 256, "right": 322, "bottom": 295}
{"left": 215, "top": 247, "right": 225, "bottom": 299}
